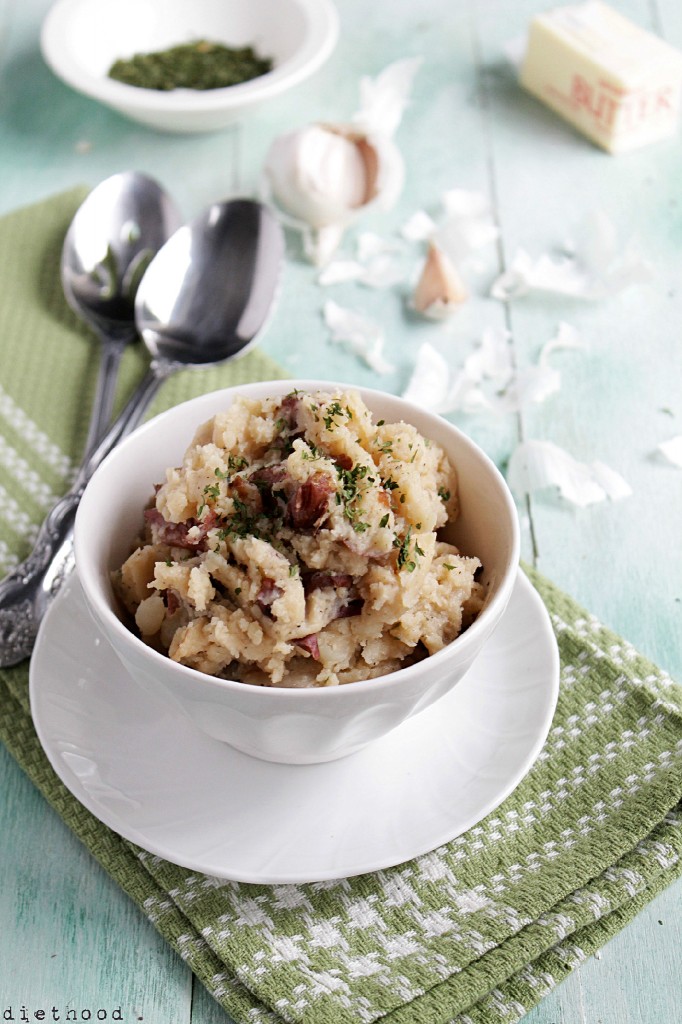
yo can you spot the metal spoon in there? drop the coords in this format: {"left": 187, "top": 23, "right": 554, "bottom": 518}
{"left": 62, "top": 170, "right": 183, "bottom": 457}
{"left": 0, "top": 171, "right": 181, "bottom": 666}
{"left": 99, "top": 196, "right": 285, "bottom": 453}
{"left": 0, "top": 198, "right": 284, "bottom": 666}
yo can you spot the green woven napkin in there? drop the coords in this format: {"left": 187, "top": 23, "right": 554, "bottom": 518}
{"left": 1, "top": 190, "right": 681, "bottom": 1024}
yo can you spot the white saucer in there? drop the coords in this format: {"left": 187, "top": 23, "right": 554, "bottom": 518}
{"left": 29, "top": 570, "right": 559, "bottom": 884}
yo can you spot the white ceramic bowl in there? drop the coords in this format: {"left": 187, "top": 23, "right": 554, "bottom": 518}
{"left": 75, "top": 381, "right": 520, "bottom": 764}
{"left": 40, "top": 0, "right": 339, "bottom": 133}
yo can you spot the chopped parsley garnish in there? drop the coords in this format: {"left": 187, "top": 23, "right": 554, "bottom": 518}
{"left": 376, "top": 419, "right": 385, "bottom": 426}
{"left": 393, "top": 526, "right": 423, "bottom": 573}
{"left": 197, "top": 479, "right": 222, "bottom": 517}
{"left": 394, "top": 527, "right": 411, "bottom": 568}
{"left": 289, "top": 565, "right": 299, "bottom": 577}
{"left": 323, "top": 400, "right": 346, "bottom": 430}
{"left": 438, "top": 487, "right": 451, "bottom": 501}
{"left": 343, "top": 502, "right": 370, "bottom": 532}
{"left": 443, "top": 563, "right": 456, "bottom": 571}
{"left": 337, "top": 463, "right": 368, "bottom": 501}
{"left": 379, "top": 513, "right": 389, "bottom": 529}
{"left": 335, "top": 462, "right": 372, "bottom": 532}
{"left": 217, "top": 497, "right": 262, "bottom": 540}
{"left": 301, "top": 442, "right": 323, "bottom": 461}
{"left": 228, "top": 454, "right": 249, "bottom": 473}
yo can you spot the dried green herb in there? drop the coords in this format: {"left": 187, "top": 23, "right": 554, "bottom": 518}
{"left": 108, "top": 39, "right": 273, "bottom": 92}
{"left": 217, "top": 497, "right": 263, "bottom": 541}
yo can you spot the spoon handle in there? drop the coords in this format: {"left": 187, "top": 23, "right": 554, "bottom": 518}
{"left": 74, "top": 362, "right": 171, "bottom": 486}
{"left": 0, "top": 363, "right": 172, "bottom": 666}
{"left": 81, "top": 333, "right": 135, "bottom": 460}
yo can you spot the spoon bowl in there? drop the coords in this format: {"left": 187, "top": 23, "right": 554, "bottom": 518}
{"left": 61, "top": 171, "right": 182, "bottom": 453}
{"left": 62, "top": 170, "right": 182, "bottom": 337}
{"left": 136, "top": 198, "right": 284, "bottom": 366}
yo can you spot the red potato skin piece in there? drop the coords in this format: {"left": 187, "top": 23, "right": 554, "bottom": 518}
{"left": 303, "top": 571, "right": 354, "bottom": 594}
{"left": 231, "top": 474, "right": 263, "bottom": 512}
{"left": 294, "top": 634, "right": 321, "bottom": 660}
{"left": 334, "top": 598, "right": 364, "bottom": 619}
{"left": 144, "top": 508, "right": 217, "bottom": 549}
{"left": 279, "top": 393, "right": 301, "bottom": 428}
{"left": 287, "top": 472, "right": 335, "bottom": 530}
{"left": 256, "top": 577, "right": 284, "bottom": 613}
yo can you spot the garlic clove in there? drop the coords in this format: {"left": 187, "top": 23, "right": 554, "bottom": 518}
{"left": 413, "top": 243, "right": 468, "bottom": 318}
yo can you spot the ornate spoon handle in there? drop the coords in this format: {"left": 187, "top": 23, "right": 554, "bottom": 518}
{"left": 0, "top": 490, "right": 80, "bottom": 661}
{"left": 0, "top": 362, "right": 171, "bottom": 666}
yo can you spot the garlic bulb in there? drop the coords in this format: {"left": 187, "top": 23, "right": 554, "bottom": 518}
{"left": 262, "top": 57, "right": 420, "bottom": 264}
{"left": 265, "top": 124, "right": 375, "bottom": 228}
{"left": 264, "top": 123, "right": 404, "bottom": 261}
{"left": 413, "top": 242, "right": 468, "bottom": 319}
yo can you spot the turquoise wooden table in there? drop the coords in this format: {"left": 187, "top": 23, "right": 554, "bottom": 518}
{"left": 0, "top": 0, "right": 680, "bottom": 1021}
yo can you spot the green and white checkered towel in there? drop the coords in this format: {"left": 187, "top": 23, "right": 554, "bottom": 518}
{"left": 0, "top": 190, "right": 680, "bottom": 1024}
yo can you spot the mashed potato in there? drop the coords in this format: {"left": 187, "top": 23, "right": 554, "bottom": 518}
{"left": 113, "top": 389, "right": 485, "bottom": 687}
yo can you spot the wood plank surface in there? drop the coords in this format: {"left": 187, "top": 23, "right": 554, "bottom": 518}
{"left": 0, "top": 0, "right": 680, "bottom": 1022}
{"left": 0, "top": 742, "right": 193, "bottom": 1023}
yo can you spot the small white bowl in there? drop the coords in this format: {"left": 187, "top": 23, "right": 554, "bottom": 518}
{"left": 75, "top": 381, "right": 520, "bottom": 764}
{"left": 40, "top": 0, "right": 339, "bottom": 133}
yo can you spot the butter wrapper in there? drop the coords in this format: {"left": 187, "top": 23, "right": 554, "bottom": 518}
{"left": 520, "top": 1, "right": 682, "bottom": 153}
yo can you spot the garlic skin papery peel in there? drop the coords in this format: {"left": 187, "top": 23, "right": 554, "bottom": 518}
{"left": 507, "top": 440, "right": 632, "bottom": 507}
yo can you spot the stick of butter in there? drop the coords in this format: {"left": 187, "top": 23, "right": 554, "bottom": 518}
{"left": 520, "top": 1, "right": 682, "bottom": 153}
